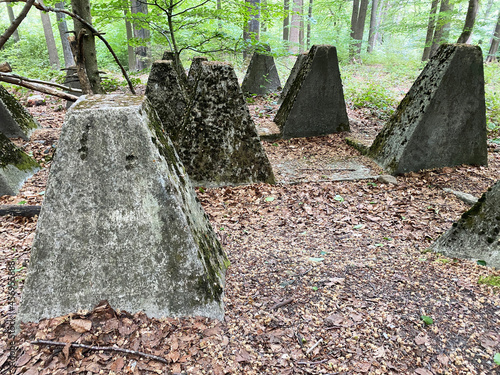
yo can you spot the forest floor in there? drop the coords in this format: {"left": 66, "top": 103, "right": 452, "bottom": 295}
{"left": 1, "top": 90, "right": 500, "bottom": 375}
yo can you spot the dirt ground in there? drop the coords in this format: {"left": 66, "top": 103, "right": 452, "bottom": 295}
{"left": 1, "top": 91, "right": 500, "bottom": 375}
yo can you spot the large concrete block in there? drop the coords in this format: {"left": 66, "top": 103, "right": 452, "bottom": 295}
{"left": 367, "top": 44, "right": 487, "bottom": 175}
{"left": 162, "top": 51, "right": 189, "bottom": 90}
{"left": 241, "top": 50, "right": 281, "bottom": 96}
{"left": 432, "top": 181, "right": 500, "bottom": 267}
{"left": 278, "top": 52, "right": 308, "bottom": 105}
{"left": 0, "top": 85, "right": 40, "bottom": 139}
{"left": 188, "top": 56, "right": 208, "bottom": 88}
{"left": 16, "top": 95, "right": 228, "bottom": 327}
{"left": 274, "top": 45, "right": 349, "bottom": 139}
{"left": 0, "top": 132, "right": 39, "bottom": 196}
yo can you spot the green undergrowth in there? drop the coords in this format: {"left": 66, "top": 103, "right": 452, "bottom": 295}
{"left": 478, "top": 274, "right": 500, "bottom": 288}
{"left": 484, "top": 64, "right": 500, "bottom": 139}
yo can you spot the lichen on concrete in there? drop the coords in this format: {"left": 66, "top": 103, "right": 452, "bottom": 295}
{"left": 0, "top": 85, "right": 40, "bottom": 140}
{"left": 367, "top": 44, "right": 487, "bottom": 175}
{"left": 432, "top": 180, "right": 500, "bottom": 267}
{"left": 0, "top": 132, "right": 39, "bottom": 196}
{"left": 16, "top": 94, "right": 228, "bottom": 328}
{"left": 274, "top": 45, "right": 349, "bottom": 139}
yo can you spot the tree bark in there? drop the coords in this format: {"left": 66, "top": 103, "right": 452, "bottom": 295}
{"left": 456, "top": 0, "right": 478, "bottom": 43}
{"left": 350, "top": 0, "right": 369, "bottom": 60}
{"left": 243, "top": 0, "right": 261, "bottom": 59}
{"left": 130, "top": 0, "right": 150, "bottom": 71}
{"left": 39, "top": 0, "right": 60, "bottom": 69}
{"left": 124, "top": 6, "right": 136, "bottom": 71}
{"left": 289, "top": 0, "right": 302, "bottom": 53}
{"left": 422, "top": 0, "right": 440, "bottom": 61}
{"left": 0, "top": 0, "right": 34, "bottom": 50}
{"left": 5, "top": 1, "right": 20, "bottom": 42}
{"left": 283, "top": 0, "right": 290, "bottom": 42}
{"left": 367, "top": 0, "right": 379, "bottom": 52}
{"left": 71, "top": 0, "right": 104, "bottom": 94}
{"left": 430, "top": 0, "right": 452, "bottom": 57}
{"left": 486, "top": 10, "right": 500, "bottom": 63}
{"left": 55, "top": 2, "right": 75, "bottom": 68}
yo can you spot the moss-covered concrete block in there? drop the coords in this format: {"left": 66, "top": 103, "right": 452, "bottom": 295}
{"left": 241, "top": 50, "right": 281, "bottom": 96}
{"left": 278, "top": 52, "right": 308, "bottom": 105}
{"left": 0, "top": 85, "right": 40, "bottom": 139}
{"left": 432, "top": 180, "right": 500, "bottom": 267}
{"left": 16, "top": 94, "right": 228, "bottom": 327}
{"left": 0, "top": 132, "right": 39, "bottom": 196}
{"left": 274, "top": 45, "right": 349, "bottom": 139}
{"left": 367, "top": 44, "right": 487, "bottom": 175}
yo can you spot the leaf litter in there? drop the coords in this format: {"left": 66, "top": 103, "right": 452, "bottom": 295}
{"left": 1, "top": 92, "right": 500, "bottom": 374}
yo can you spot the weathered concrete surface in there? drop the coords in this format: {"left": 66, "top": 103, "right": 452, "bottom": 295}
{"left": 432, "top": 180, "right": 500, "bottom": 267}
{"left": 188, "top": 56, "right": 208, "bottom": 88}
{"left": 274, "top": 45, "right": 349, "bottom": 139}
{"left": 16, "top": 95, "right": 228, "bottom": 327}
{"left": 278, "top": 52, "right": 307, "bottom": 105}
{"left": 0, "top": 85, "right": 40, "bottom": 139}
{"left": 182, "top": 61, "right": 276, "bottom": 187}
{"left": 0, "top": 132, "right": 39, "bottom": 196}
{"left": 241, "top": 50, "right": 281, "bottom": 96}
{"left": 162, "top": 51, "right": 189, "bottom": 90}
{"left": 367, "top": 44, "right": 487, "bottom": 175}
{"left": 146, "top": 60, "right": 188, "bottom": 135}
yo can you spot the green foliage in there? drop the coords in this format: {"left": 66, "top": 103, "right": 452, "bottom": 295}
{"left": 420, "top": 315, "right": 434, "bottom": 325}
{"left": 484, "top": 65, "right": 500, "bottom": 134}
{"left": 478, "top": 275, "right": 500, "bottom": 287}
{"left": 494, "top": 353, "right": 500, "bottom": 365}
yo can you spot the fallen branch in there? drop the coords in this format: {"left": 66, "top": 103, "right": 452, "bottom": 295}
{"left": 306, "top": 338, "right": 323, "bottom": 355}
{"left": 270, "top": 297, "right": 294, "bottom": 310}
{"left": 0, "top": 62, "right": 12, "bottom": 72}
{"left": 31, "top": 340, "right": 169, "bottom": 365}
{"left": 0, "top": 205, "right": 41, "bottom": 217}
{"left": 0, "top": 72, "right": 82, "bottom": 94}
{"left": 0, "top": 73, "right": 78, "bottom": 101}
{"left": 296, "top": 358, "right": 328, "bottom": 365}
{"left": 0, "top": 0, "right": 35, "bottom": 49}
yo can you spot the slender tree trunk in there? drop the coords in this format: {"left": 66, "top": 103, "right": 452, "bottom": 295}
{"left": 350, "top": 0, "right": 369, "bottom": 60}
{"left": 430, "top": 0, "right": 452, "bottom": 57}
{"left": 486, "top": 10, "right": 500, "bottom": 63}
{"left": 289, "top": 0, "right": 302, "bottom": 53}
{"left": 6, "top": 2, "right": 20, "bottom": 42}
{"left": 422, "top": 0, "right": 439, "bottom": 61}
{"left": 71, "top": 0, "right": 104, "bottom": 94}
{"left": 261, "top": 0, "right": 268, "bottom": 32}
{"left": 367, "top": 0, "right": 379, "bottom": 52}
{"left": 283, "top": 0, "right": 290, "bottom": 42}
{"left": 40, "top": 1, "right": 60, "bottom": 69}
{"left": 131, "top": 0, "right": 150, "bottom": 71}
{"left": 124, "top": 11, "right": 136, "bottom": 71}
{"left": 457, "top": 0, "right": 479, "bottom": 43}
{"left": 55, "top": 2, "right": 75, "bottom": 68}
{"left": 306, "top": 0, "right": 313, "bottom": 49}
{"left": 243, "top": 0, "right": 260, "bottom": 59}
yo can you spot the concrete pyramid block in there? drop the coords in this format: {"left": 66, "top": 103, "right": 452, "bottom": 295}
{"left": 146, "top": 60, "right": 188, "bottom": 131}
{"left": 278, "top": 52, "right": 308, "bottom": 105}
{"left": 241, "top": 49, "right": 281, "bottom": 96}
{"left": 181, "top": 61, "right": 275, "bottom": 187}
{"left": 162, "top": 51, "right": 189, "bottom": 89}
{"left": 367, "top": 44, "right": 487, "bottom": 175}
{"left": 274, "top": 45, "right": 349, "bottom": 139}
{"left": 432, "top": 180, "right": 500, "bottom": 267}
{"left": 17, "top": 95, "right": 228, "bottom": 326}
{"left": 188, "top": 56, "right": 208, "bottom": 87}
{"left": 0, "top": 85, "right": 40, "bottom": 139}
{"left": 0, "top": 132, "right": 39, "bottom": 196}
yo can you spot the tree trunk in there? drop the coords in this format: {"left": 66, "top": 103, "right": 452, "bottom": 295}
{"left": 71, "top": 0, "right": 104, "bottom": 94}
{"left": 422, "top": 0, "right": 440, "bottom": 61}
{"left": 456, "top": 0, "right": 479, "bottom": 43}
{"left": 0, "top": 0, "right": 34, "bottom": 50}
{"left": 283, "top": 0, "right": 290, "bottom": 42}
{"left": 130, "top": 0, "right": 150, "bottom": 71}
{"left": 243, "top": 0, "right": 261, "bottom": 59}
{"left": 289, "top": 0, "right": 302, "bottom": 53}
{"left": 430, "top": 0, "right": 452, "bottom": 57}
{"left": 55, "top": 2, "right": 75, "bottom": 68}
{"left": 367, "top": 0, "right": 379, "bottom": 52}
{"left": 124, "top": 6, "right": 136, "bottom": 71}
{"left": 486, "top": 10, "right": 500, "bottom": 63}
{"left": 261, "top": 0, "right": 268, "bottom": 32}
{"left": 350, "top": 0, "right": 369, "bottom": 60}
{"left": 6, "top": 2, "right": 20, "bottom": 42}
{"left": 306, "top": 0, "right": 313, "bottom": 49}
{"left": 40, "top": 2, "right": 60, "bottom": 69}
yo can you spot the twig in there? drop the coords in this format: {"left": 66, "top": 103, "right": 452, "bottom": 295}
{"left": 306, "top": 338, "right": 323, "bottom": 355}
{"left": 31, "top": 340, "right": 169, "bottom": 365}
{"left": 270, "top": 297, "right": 294, "bottom": 310}
{"left": 296, "top": 358, "right": 328, "bottom": 365}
